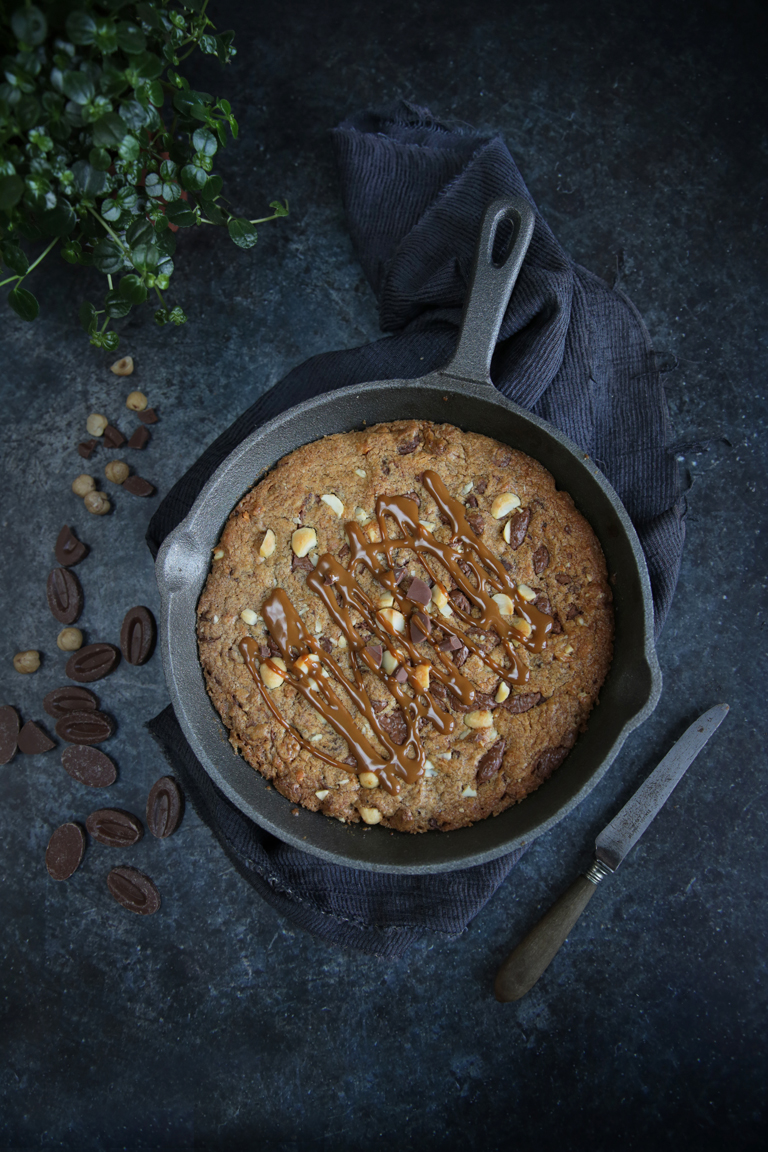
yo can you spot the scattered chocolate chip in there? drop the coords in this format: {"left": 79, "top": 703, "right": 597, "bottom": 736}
{"left": 119, "top": 605, "right": 156, "bottom": 666}
{"left": 409, "top": 610, "right": 431, "bottom": 644}
{"left": 18, "top": 721, "right": 56, "bottom": 754}
{"left": 77, "top": 439, "right": 97, "bottom": 460}
{"left": 500, "top": 557, "right": 514, "bottom": 573}
{"left": 44, "top": 686, "right": 98, "bottom": 719}
{"left": 396, "top": 431, "right": 420, "bottom": 455}
{"left": 453, "top": 644, "right": 469, "bottom": 667}
{"left": 102, "top": 424, "right": 126, "bottom": 448}
{"left": 493, "top": 447, "right": 513, "bottom": 467}
{"left": 291, "top": 553, "right": 313, "bottom": 572}
{"left": 466, "top": 626, "right": 501, "bottom": 653}
{"left": 122, "top": 475, "right": 155, "bottom": 497}
{"left": 475, "top": 479, "right": 488, "bottom": 494}
{"left": 391, "top": 566, "right": 407, "bottom": 585}
{"left": 46, "top": 567, "right": 83, "bottom": 625}
{"left": 565, "top": 605, "right": 582, "bottom": 620}
{"left": 450, "top": 690, "right": 497, "bottom": 714}
{"left": 136, "top": 407, "right": 158, "bottom": 425}
{"left": 405, "top": 577, "right": 431, "bottom": 605}
{"left": 338, "top": 543, "right": 350, "bottom": 560}
{"left": 397, "top": 490, "right": 421, "bottom": 507}
{"left": 430, "top": 680, "right": 449, "bottom": 709}
{"left": 505, "top": 508, "right": 531, "bottom": 550}
{"left": 65, "top": 643, "right": 120, "bottom": 683}
{"left": 365, "top": 643, "right": 383, "bottom": 668}
{"left": 55, "top": 710, "right": 114, "bottom": 745}
{"left": 146, "top": 776, "right": 184, "bottom": 839}
{"left": 46, "top": 823, "right": 86, "bottom": 881}
{"left": 465, "top": 494, "right": 478, "bottom": 508}
{"left": 533, "top": 745, "right": 570, "bottom": 780}
{"left": 437, "top": 634, "right": 462, "bottom": 652}
{"left": 86, "top": 808, "right": 143, "bottom": 847}
{"left": 394, "top": 666, "right": 408, "bottom": 683}
{"left": 378, "top": 709, "right": 408, "bottom": 745}
{"left": 61, "top": 745, "right": 117, "bottom": 788}
{"left": 500, "top": 692, "right": 543, "bottom": 715}
{"left": 55, "top": 525, "right": 88, "bottom": 567}
{"left": 532, "top": 544, "right": 550, "bottom": 575}
{"left": 555, "top": 572, "right": 572, "bottom": 585}
{"left": 0, "top": 705, "right": 20, "bottom": 764}
{"left": 128, "top": 425, "right": 150, "bottom": 450}
{"left": 476, "top": 738, "right": 506, "bottom": 783}
{"left": 428, "top": 817, "right": 440, "bottom": 829}
{"left": 319, "top": 637, "right": 333, "bottom": 654}
{"left": 107, "top": 866, "right": 160, "bottom": 915}
{"left": 466, "top": 511, "right": 485, "bottom": 536}
{"left": 449, "top": 589, "right": 471, "bottom": 614}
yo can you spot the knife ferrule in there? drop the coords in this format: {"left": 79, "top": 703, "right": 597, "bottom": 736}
{"left": 585, "top": 858, "right": 614, "bottom": 885}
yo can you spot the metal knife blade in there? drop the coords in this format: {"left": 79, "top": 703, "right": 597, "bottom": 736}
{"left": 595, "top": 703, "right": 729, "bottom": 873}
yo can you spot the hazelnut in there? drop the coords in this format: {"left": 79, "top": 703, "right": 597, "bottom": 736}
{"left": 315, "top": 790, "right": 330, "bottom": 800}
{"left": 492, "top": 593, "right": 515, "bottom": 616}
{"left": 259, "top": 529, "right": 276, "bottom": 558}
{"left": 358, "top": 771, "right": 380, "bottom": 789}
{"left": 412, "top": 664, "right": 431, "bottom": 692}
{"left": 86, "top": 413, "right": 108, "bottom": 437}
{"left": 240, "top": 609, "right": 258, "bottom": 626}
{"left": 57, "top": 627, "right": 83, "bottom": 651}
{"left": 83, "top": 490, "right": 110, "bottom": 515}
{"left": 260, "top": 658, "right": 287, "bottom": 689}
{"left": 359, "top": 806, "right": 382, "bottom": 825}
{"left": 213, "top": 548, "right": 225, "bottom": 560}
{"left": 125, "top": 390, "right": 147, "bottom": 411}
{"left": 13, "top": 650, "right": 40, "bottom": 674}
{"left": 517, "top": 583, "right": 536, "bottom": 602}
{"left": 354, "top": 469, "right": 366, "bottom": 478}
{"left": 510, "top": 616, "right": 532, "bottom": 637}
{"left": 495, "top": 682, "right": 510, "bottom": 704}
{"left": 320, "top": 493, "right": 344, "bottom": 517}
{"left": 381, "top": 649, "right": 399, "bottom": 675}
{"left": 492, "top": 492, "right": 521, "bottom": 519}
{"left": 110, "top": 356, "right": 134, "bottom": 376}
{"left": 71, "top": 474, "right": 96, "bottom": 497}
{"left": 291, "top": 526, "right": 317, "bottom": 557}
{"left": 376, "top": 593, "right": 394, "bottom": 609}
{"left": 377, "top": 608, "right": 406, "bottom": 635}
{"left": 431, "top": 585, "right": 449, "bottom": 610}
{"left": 464, "top": 709, "right": 493, "bottom": 729}
{"left": 104, "top": 460, "right": 130, "bottom": 485}
{"left": 461, "top": 785, "right": 478, "bottom": 798}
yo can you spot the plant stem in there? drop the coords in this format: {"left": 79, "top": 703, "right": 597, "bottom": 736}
{"left": 85, "top": 205, "right": 130, "bottom": 257}
{"left": 0, "top": 236, "right": 59, "bottom": 287}
{"left": 248, "top": 211, "right": 284, "bottom": 225}
{"left": 154, "top": 284, "right": 167, "bottom": 307}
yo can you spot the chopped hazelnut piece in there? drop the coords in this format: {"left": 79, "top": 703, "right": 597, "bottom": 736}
{"left": 492, "top": 492, "right": 521, "bottom": 519}
{"left": 110, "top": 356, "right": 134, "bottom": 376}
{"left": 291, "top": 527, "right": 317, "bottom": 557}
{"left": 259, "top": 529, "right": 276, "bottom": 558}
{"left": 359, "top": 807, "right": 382, "bottom": 825}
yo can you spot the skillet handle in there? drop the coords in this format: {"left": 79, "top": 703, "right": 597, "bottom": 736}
{"left": 442, "top": 197, "right": 535, "bottom": 388}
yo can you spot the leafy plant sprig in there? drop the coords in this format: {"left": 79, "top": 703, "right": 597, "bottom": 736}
{"left": 0, "top": 0, "right": 288, "bottom": 349}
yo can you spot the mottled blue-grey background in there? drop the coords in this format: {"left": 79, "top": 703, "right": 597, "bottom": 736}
{"left": 1, "top": 0, "right": 766, "bottom": 1148}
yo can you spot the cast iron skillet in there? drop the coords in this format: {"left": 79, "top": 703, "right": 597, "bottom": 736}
{"left": 156, "top": 198, "right": 661, "bottom": 874}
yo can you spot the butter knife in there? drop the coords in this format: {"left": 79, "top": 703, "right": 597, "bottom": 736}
{"left": 494, "top": 703, "right": 729, "bottom": 1002}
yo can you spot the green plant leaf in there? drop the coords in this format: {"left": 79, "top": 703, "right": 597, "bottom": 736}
{"left": 61, "top": 240, "right": 82, "bottom": 264}
{"left": 180, "top": 164, "right": 207, "bottom": 192}
{"left": 130, "top": 241, "right": 159, "bottom": 272}
{"left": 118, "top": 274, "right": 147, "bottom": 304}
{"left": 92, "top": 237, "right": 124, "bottom": 274}
{"left": 127, "top": 51, "right": 164, "bottom": 82}
{"left": 8, "top": 285, "right": 39, "bottom": 321}
{"left": 118, "top": 133, "right": 140, "bottom": 162}
{"left": 126, "top": 217, "right": 154, "bottom": 247}
{"left": 79, "top": 300, "right": 97, "bottom": 332}
{"left": 202, "top": 175, "right": 223, "bottom": 200}
{"left": 93, "top": 17, "right": 118, "bottom": 54}
{"left": 94, "top": 328, "right": 119, "bottom": 350}
{"left": 116, "top": 22, "right": 147, "bottom": 55}
{"left": 89, "top": 146, "right": 113, "bottom": 171}
{"left": 104, "top": 289, "right": 132, "bottom": 318}
{"left": 62, "top": 71, "right": 95, "bottom": 104}
{"left": 165, "top": 200, "right": 196, "bottom": 227}
{"left": 100, "top": 197, "right": 122, "bottom": 222}
{"left": 135, "top": 3, "right": 165, "bottom": 32}
{"left": 39, "top": 200, "right": 76, "bottom": 236}
{"left": 200, "top": 199, "right": 225, "bottom": 225}
{"left": 2, "top": 243, "right": 29, "bottom": 277}
{"left": 0, "top": 174, "right": 24, "bottom": 211}
{"left": 11, "top": 5, "right": 48, "bottom": 47}
{"left": 66, "top": 11, "right": 97, "bottom": 46}
{"left": 24, "top": 175, "right": 56, "bottom": 212}
{"left": 92, "top": 111, "right": 127, "bottom": 148}
{"left": 192, "top": 127, "right": 217, "bottom": 157}
{"left": 71, "top": 160, "right": 108, "bottom": 196}
{"left": 16, "top": 94, "right": 42, "bottom": 131}
{"left": 227, "top": 217, "right": 258, "bottom": 249}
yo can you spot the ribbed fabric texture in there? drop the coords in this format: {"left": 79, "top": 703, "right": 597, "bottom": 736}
{"left": 146, "top": 102, "right": 685, "bottom": 959}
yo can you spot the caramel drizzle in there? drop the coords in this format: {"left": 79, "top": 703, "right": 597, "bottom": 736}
{"left": 239, "top": 470, "right": 553, "bottom": 796}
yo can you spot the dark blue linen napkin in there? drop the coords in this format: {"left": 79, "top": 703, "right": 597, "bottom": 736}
{"left": 146, "top": 102, "right": 684, "bottom": 959}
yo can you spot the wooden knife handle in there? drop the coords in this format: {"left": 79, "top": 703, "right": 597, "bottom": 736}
{"left": 494, "top": 875, "right": 598, "bottom": 1002}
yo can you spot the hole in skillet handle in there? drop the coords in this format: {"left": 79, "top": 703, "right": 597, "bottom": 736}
{"left": 443, "top": 197, "right": 536, "bottom": 387}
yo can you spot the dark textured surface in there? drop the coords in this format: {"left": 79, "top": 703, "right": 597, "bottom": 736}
{"left": 1, "top": 0, "right": 766, "bottom": 1148}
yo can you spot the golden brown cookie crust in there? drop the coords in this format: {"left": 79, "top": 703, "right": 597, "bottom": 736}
{"left": 196, "top": 420, "right": 613, "bottom": 832}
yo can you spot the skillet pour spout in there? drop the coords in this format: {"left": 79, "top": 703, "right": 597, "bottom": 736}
{"left": 156, "top": 198, "right": 661, "bottom": 874}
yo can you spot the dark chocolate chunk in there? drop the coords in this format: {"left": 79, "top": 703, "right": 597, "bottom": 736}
{"left": 397, "top": 490, "right": 421, "bottom": 508}
{"left": 18, "top": 721, "right": 56, "bottom": 754}
{"left": 532, "top": 544, "right": 550, "bottom": 575}
{"left": 500, "top": 557, "right": 514, "bottom": 573}
{"left": 493, "top": 447, "right": 513, "bottom": 467}
{"left": 365, "top": 643, "right": 383, "bottom": 668}
{"left": 146, "top": 776, "right": 184, "bottom": 838}
{"left": 44, "top": 685, "right": 98, "bottom": 719}
{"left": 61, "top": 745, "right": 117, "bottom": 788}
{"left": 505, "top": 508, "right": 531, "bottom": 550}
{"left": 338, "top": 543, "right": 350, "bottom": 559}
{"left": 319, "top": 637, "right": 333, "bottom": 654}
{"left": 107, "top": 867, "right": 160, "bottom": 915}
{"left": 565, "top": 605, "right": 582, "bottom": 620}
{"left": 122, "top": 475, "right": 155, "bottom": 497}
{"left": 46, "top": 823, "right": 86, "bottom": 880}
{"left": 450, "top": 690, "right": 497, "bottom": 714}
{"left": 396, "top": 431, "right": 420, "bottom": 455}
{"left": 533, "top": 745, "right": 570, "bottom": 781}
{"left": 46, "top": 567, "right": 83, "bottom": 625}
{"left": 55, "top": 525, "right": 88, "bottom": 567}
{"left": 77, "top": 439, "right": 97, "bottom": 460}
{"left": 430, "top": 680, "right": 449, "bottom": 709}
{"left": 466, "top": 511, "right": 485, "bottom": 536}
{"left": 452, "top": 644, "right": 469, "bottom": 667}
{"left": 128, "top": 425, "right": 150, "bottom": 450}
{"left": 0, "top": 705, "right": 20, "bottom": 764}
{"left": 500, "top": 691, "right": 543, "bottom": 715}
{"left": 392, "top": 567, "right": 407, "bottom": 585}
{"left": 476, "top": 738, "right": 507, "bottom": 783}
{"left": 466, "top": 626, "right": 501, "bottom": 654}
{"left": 102, "top": 424, "right": 125, "bottom": 448}
{"left": 409, "top": 610, "right": 431, "bottom": 644}
{"left": 475, "top": 479, "right": 488, "bottom": 494}
{"left": 394, "top": 665, "right": 408, "bottom": 683}
{"left": 449, "top": 589, "right": 471, "bottom": 614}
{"left": 555, "top": 572, "right": 572, "bottom": 585}
{"left": 405, "top": 577, "right": 431, "bottom": 606}
{"left": 119, "top": 605, "right": 156, "bottom": 666}
{"left": 437, "top": 634, "right": 462, "bottom": 652}
{"left": 55, "top": 710, "right": 114, "bottom": 745}
{"left": 291, "top": 553, "right": 313, "bottom": 572}
{"left": 66, "top": 643, "right": 120, "bottom": 683}
{"left": 136, "top": 407, "right": 158, "bottom": 425}
{"left": 86, "top": 808, "right": 143, "bottom": 847}
{"left": 465, "top": 494, "right": 478, "bottom": 508}
{"left": 377, "top": 708, "right": 408, "bottom": 744}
